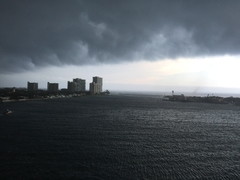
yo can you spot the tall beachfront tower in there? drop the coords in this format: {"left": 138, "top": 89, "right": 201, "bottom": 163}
{"left": 27, "top": 81, "right": 38, "bottom": 92}
{"left": 47, "top": 82, "right": 59, "bottom": 93}
{"left": 73, "top": 78, "right": 86, "bottom": 92}
{"left": 90, "top": 76, "right": 103, "bottom": 94}
{"left": 67, "top": 81, "right": 76, "bottom": 93}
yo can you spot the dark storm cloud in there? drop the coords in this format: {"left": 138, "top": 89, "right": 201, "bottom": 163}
{"left": 1, "top": 0, "right": 240, "bottom": 73}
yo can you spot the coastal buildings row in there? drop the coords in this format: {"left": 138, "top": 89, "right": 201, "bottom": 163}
{"left": 27, "top": 76, "right": 103, "bottom": 94}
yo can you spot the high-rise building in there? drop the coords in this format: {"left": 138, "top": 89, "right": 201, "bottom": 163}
{"left": 47, "top": 82, "right": 58, "bottom": 93}
{"left": 73, "top": 78, "right": 86, "bottom": 92}
{"left": 93, "top": 76, "right": 103, "bottom": 85}
{"left": 90, "top": 76, "right": 103, "bottom": 94}
{"left": 68, "top": 81, "right": 76, "bottom": 93}
{"left": 89, "top": 82, "right": 97, "bottom": 94}
{"left": 27, "top": 81, "right": 38, "bottom": 91}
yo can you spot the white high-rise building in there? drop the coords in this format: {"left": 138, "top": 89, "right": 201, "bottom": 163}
{"left": 90, "top": 76, "right": 103, "bottom": 94}
{"left": 73, "top": 78, "right": 86, "bottom": 92}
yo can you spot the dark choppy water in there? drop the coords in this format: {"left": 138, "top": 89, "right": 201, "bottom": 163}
{"left": 1, "top": 94, "right": 240, "bottom": 179}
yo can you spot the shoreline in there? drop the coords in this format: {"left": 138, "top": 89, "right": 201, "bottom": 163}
{"left": 161, "top": 95, "right": 240, "bottom": 105}
{"left": 0, "top": 93, "right": 110, "bottom": 103}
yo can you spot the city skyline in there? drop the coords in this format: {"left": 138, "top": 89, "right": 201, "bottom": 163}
{"left": 1, "top": 1, "right": 240, "bottom": 94}
{"left": 27, "top": 76, "right": 103, "bottom": 93}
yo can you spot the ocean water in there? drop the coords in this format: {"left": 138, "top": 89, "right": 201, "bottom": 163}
{"left": 1, "top": 94, "right": 240, "bottom": 179}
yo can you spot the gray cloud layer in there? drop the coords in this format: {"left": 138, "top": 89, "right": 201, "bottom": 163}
{"left": 1, "top": 0, "right": 240, "bottom": 73}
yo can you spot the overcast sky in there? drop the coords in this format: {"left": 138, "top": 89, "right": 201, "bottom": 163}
{"left": 1, "top": 0, "right": 240, "bottom": 94}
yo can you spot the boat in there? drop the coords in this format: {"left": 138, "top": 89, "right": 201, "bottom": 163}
{"left": 3, "top": 109, "right": 14, "bottom": 115}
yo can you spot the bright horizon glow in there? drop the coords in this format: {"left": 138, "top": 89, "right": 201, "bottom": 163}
{"left": 1, "top": 55, "right": 240, "bottom": 94}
